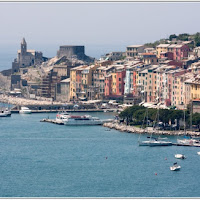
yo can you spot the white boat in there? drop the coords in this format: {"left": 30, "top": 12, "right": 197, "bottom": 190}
{"left": 0, "top": 108, "right": 11, "bottom": 117}
{"left": 177, "top": 138, "right": 200, "bottom": 146}
{"left": 170, "top": 163, "right": 181, "bottom": 171}
{"left": 56, "top": 112, "right": 103, "bottom": 125}
{"left": 175, "top": 154, "right": 186, "bottom": 159}
{"left": 139, "top": 137, "right": 172, "bottom": 146}
{"left": 138, "top": 108, "right": 172, "bottom": 147}
{"left": 197, "top": 152, "right": 200, "bottom": 155}
{"left": 19, "top": 107, "right": 32, "bottom": 114}
{"left": 56, "top": 112, "right": 70, "bottom": 120}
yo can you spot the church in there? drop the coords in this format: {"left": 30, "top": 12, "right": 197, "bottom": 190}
{"left": 12, "top": 38, "right": 44, "bottom": 73}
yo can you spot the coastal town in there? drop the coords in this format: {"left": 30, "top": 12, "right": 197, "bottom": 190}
{"left": 2, "top": 2, "right": 200, "bottom": 197}
{"left": 1, "top": 33, "right": 200, "bottom": 114}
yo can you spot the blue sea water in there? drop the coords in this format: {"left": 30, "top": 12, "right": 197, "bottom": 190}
{"left": 0, "top": 112, "right": 200, "bottom": 197}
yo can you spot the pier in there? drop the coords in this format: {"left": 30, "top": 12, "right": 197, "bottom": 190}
{"left": 40, "top": 118, "right": 64, "bottom": 125}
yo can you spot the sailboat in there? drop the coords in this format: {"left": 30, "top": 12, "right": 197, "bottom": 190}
{"left": 176, "top": 101, "right": 200, "bottom": 147}
{"left": 138, "top": 105, "right": 172, "bottom": 146}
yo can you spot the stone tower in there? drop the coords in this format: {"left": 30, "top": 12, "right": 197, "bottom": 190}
{"left": 21, "top": 38, "right": 27, "bottom": 55}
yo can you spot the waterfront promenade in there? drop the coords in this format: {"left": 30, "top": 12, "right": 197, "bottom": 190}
{"left": 0, "top": 94, "right": 60, "bottom": 106}
{"left": 103, "top": 122, "right": 200, "bottom": 137}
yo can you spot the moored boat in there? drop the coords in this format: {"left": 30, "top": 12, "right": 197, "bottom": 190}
{"left": 19, "top": 107, "right": 32, "bottom": 114}
{"left": 56, "top": 112, "right": 104, "bottom": 125}
{"left": 0, "top": 108, "right": 11, "bottom": 117}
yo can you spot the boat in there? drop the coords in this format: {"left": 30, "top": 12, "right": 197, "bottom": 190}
{"left": 56, "top": 112, "right": 104, "bottom": 125}
{"left": 170, "top": 162, "right": 181, "bottom": 171}
{"left": 176, "top": 100, "right": 200, "bottom": 146}
{"left": 138, "top": 107, "right": 172, "bottom": 147}
{"left": 0, "top": 108, "right": 11, "bottom": 117}
{"left": 139, "top": 137, "right": 172, "bottom": 146}
{"left": 175, "top": 154, "right": 186, "bottom": 159}
{"left": 197, "top": 152, "right": 200, "bottom": 155}
{"left": 19, "top": 107, "right": 32, "bottom": 114}
{"left": 56, "top": 112, "right": 70, "bottom": 120}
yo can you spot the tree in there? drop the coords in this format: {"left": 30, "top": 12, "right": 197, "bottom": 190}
{"left": 169, "top": 34, "right": 177, "bottom": 41}
{"left": 194, "top": 32, "right": 200, "bottom": 47}
{"left": 177, "top": 33, "right": 189, "bottom": 41}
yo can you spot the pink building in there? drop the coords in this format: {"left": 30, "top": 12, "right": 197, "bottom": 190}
{"left": 104, "top": 75, "right": 112, "bottom": 96}
{"left": 160, "top": 52, "right": 173, "bottom": 60}
{"left": 173, "top": 44, "right": 190, "bottom": 61}
{"left": 116, "top": 70, "right": 126, "bottom": 96}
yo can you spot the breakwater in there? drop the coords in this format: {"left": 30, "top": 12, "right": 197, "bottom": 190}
{"left": 103, "top": 122, "right": 200, "bottom": 137}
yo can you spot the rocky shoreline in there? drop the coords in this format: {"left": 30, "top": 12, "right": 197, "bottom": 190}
{"left": 103, "top": 122, "right": 200, "bottom": 137}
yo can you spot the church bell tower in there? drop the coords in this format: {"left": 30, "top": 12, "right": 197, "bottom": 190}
{"left": 21, "top": 38, "right": 27, "bottom": 55}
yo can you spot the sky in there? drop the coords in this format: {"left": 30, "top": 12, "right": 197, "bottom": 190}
{"left": 0, "top": 2, "right": 200, "bottom": 61}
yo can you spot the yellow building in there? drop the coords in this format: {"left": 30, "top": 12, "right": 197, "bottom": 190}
{"left": 156, "top": 44, "right": 170, "bottom": 58}
{"left": 70, "top": 65, "right": 87, "bottom": 100}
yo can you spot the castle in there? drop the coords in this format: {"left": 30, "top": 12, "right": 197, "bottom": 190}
{"left": 57, "top": 45, "right": 95, "bottom": 63}
{"left": 12, "top": 38, "right": 44, "bottom": 73}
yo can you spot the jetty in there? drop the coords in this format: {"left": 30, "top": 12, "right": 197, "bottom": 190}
{"left": 40, "top": 118, "right": 64, "bottom": 125}
{"left": 103, "top": 122, "right": 200, "bottom": 137}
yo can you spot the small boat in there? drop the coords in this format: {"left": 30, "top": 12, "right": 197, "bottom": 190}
{"left": 170, "top": 162, "right": 181, "bottom": 171}
{"left": 19, "top": 107, "right": 32, "bottom": 114}
{"left": 197, "top": 152, "right": 200, "bottom": 155}
{"left": 0, "top": 108, "right": 11, "bottom": 117}
{"left": 175, "top": 154, "right": 186, "bottom": 159}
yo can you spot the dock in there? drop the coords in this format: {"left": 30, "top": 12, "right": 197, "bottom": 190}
{"left": 40, "top": 118, "right": 64, "bottom": 125}
{"left": 172, "top": 143, "right": 200, "bottom": 147}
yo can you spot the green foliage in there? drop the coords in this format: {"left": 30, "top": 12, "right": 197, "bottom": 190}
{"left": 177, "top": 33, "right": 189, "bottom": 41}
{"left": 169, "top": 34, "right": 177, "bottom": 41}
{"left": 144, "top": 40, "right": 160, "bottom": 48}
{"left": 119, "top": 105, "right": 185, "bottom": 126}
{"left": 194, "top": 32, "right": 200, "bottom": 47}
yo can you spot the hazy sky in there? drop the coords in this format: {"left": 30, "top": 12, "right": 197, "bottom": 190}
{"left": 1, "top": 2, "right": 200, "bottom": 58}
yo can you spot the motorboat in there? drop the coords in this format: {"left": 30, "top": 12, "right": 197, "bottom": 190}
{"left": 197, "top": 152, "right": 200, "bottom": 155}
{"left": 19, "top": 107, "right": 32, "bottom": 114}
{"left": 139, "top": 137, "right": 172, "bottom": 146}
{"left": 170, "top": 162, "right": 181, "bottom": 171}
{"left": 175, "top": 154, "right": 186, "bottom": 159}
{"left": 0, "top": 108, "right": 11, "bottom": 117}
{"left": 56, "top": 112, "right": 104, "bottom": 125}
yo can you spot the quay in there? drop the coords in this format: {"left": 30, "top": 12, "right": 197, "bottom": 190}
{"left": 11, "top": 109, "right": 105, "bottom": 113}
{"left": 172, "top": 143, "right": 200, "bottom": 147}
{"left": 40, "top": 118, "right": 64, "bottom": 125}
{"left": 103, "top": 122, "right": 200, "bottom": 137}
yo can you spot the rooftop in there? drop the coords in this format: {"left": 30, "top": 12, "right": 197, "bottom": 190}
{"left": 127, "top": 45, "right": 144, "bottom": 48}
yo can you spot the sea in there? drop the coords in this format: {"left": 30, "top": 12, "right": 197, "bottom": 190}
{"left": 0, "top": 110, "right": 200, "bottom": 197}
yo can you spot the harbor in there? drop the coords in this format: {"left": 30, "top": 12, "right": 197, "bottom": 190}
{"left": 0, "top": 111, "right": 200, "bottom": 197}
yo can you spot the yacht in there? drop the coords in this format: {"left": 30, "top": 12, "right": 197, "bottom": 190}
{"left": 0, "top": 108, "right": 11, "bottom": 117}
{"left": 19, "top": 107, "right": 32, "bottom": 114}
{"left": 56, "top": 112, "right": 103, "bottom": 125}
{"left": 170, "top": 162, "right": 181, "bottom": 171}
